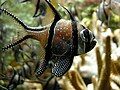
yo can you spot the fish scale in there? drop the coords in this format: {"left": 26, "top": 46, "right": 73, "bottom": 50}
{"left": 52, "top": 19, "right": 72, "bottom": 55}
{"left": 52, "top": 46, "right": 73, "bottom": 77}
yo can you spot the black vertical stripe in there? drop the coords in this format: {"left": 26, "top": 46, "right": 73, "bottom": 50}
{"left": 83, "top": 29, "right": 91, "bottom": 53}
{"left": 71, "top": 16, "right": 78, "bottom": 56}
{"left": 35, "top": 0, "right": 61, "bottom": 76}
{"left": 44, "top": 0, "right": 61, "bottom": 64}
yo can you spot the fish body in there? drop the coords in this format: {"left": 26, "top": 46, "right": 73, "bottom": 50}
{"left": 97, "top": 0, "right": 120, "bottom": 25}
{"left": 27, "top": 19, "right": 96, "bottom": 56}
{"left": 97, "top": 1, "right": 111, "bottom": 26}
{"left": 0, "top": 0, "right": 96, "bottom": 77}
{"left": 27, "top": 19, "right": 72, "bottom": 54}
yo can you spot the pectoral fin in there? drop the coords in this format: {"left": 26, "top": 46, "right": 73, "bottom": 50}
{"left": 52, "top": 55, "right": 73, "bottom": 77}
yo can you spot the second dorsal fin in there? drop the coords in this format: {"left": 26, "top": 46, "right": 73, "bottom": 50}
{"left": 0, "top": 7, "right": 47, "bottom": 31}
{"left": 2, "top": 35, "right": 33, "bottom": 51}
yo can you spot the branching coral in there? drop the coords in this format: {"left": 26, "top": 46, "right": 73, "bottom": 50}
{"left": 96, "top": 36, "right": 111, "bottom": 90}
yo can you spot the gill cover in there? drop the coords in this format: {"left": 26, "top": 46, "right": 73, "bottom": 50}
{"left": 78, "top": 25, "right": 96, "bottom": 53}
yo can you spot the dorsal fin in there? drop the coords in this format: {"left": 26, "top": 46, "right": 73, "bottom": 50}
{"left": 45, "top": 0, "right": 61, "bottom": 21}
{"left": 0, "top": 8, "right": 47, "bottom": 31}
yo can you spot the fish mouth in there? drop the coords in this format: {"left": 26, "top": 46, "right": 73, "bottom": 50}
{"left": 85, "top": 39, "right": 97, "bottom": 53}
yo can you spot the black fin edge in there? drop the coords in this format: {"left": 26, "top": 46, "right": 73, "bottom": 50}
{"left": 0, "top": 8, "right": 47, "bottom": 31}
{"left": 2, "top": 35, "right": 33, "bottom": 51}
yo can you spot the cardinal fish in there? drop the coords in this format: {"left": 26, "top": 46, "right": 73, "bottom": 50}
{"left": 0, "top": 0, "right": 96, "bottom": 77}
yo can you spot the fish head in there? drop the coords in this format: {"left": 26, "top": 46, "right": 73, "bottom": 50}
{"left": 78, "top": 27, "right": 96, "bottom": 55}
